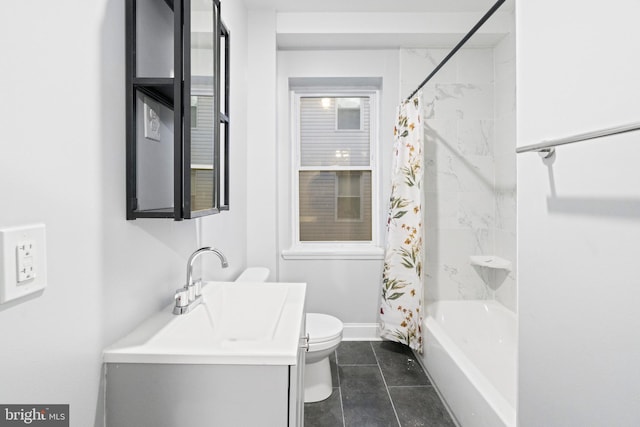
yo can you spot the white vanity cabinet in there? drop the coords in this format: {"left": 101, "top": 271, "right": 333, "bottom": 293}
{"left": 289, "top": 316, "right": 307, "bottom": 426}
{"left": 102, "top": 281, "right": 307, "bottom": 427}
{"left": 105, "top": 359, "right": 304, "bottom": 426}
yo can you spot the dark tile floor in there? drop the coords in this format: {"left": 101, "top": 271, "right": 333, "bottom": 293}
{"left": 304, "top": 341, "right": 457, "bottom": 427}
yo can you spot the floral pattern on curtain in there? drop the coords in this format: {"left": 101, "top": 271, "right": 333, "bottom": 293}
{"left": 379, "top": 94, "right": 424, "bottom": 353}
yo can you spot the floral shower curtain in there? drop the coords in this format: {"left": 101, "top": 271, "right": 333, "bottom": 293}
{"left": 379, "top": 94, "right": 424, "bottom": 353}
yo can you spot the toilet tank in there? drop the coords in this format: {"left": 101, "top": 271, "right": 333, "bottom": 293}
{"left": 235, "top": 267, "right": 270, "bottom": 283}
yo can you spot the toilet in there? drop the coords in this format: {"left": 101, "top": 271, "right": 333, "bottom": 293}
{"left": 304, "top": 312, "right": 343, "bottom": 402}
{"left": 235, "top": 268, "right": 343, "bottom": 403}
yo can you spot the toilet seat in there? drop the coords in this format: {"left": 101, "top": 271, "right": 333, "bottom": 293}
{"left": 307, "top": 313, "right": 343, "bottom": 345}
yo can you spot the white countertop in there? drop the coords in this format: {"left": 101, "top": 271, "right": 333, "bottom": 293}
{"left": 103, "top": 281, "right": 306, "bottom": 366}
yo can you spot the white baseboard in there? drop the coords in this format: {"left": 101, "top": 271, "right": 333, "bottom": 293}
{"left": 342, "top": 323, "right": 381, "bottom": 341}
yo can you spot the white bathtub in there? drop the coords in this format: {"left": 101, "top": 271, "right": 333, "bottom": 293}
{"left": 423, "top": 300, "right": 516, "bottom": 427}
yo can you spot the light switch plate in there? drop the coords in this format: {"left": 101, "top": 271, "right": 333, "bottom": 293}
{"left": 0, "top": 224, "right": 47, "bottom": 304}
{"left": 143, "top": 96, "right": 161, "bottom": 142}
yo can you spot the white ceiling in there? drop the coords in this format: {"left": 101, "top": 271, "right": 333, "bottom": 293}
{"left": 243, "top": 0, "right": 513, "bottom": 13}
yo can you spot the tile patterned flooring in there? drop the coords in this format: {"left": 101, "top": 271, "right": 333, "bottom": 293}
{"left": 304, "top": 341, "right": 457, "bottom": 427}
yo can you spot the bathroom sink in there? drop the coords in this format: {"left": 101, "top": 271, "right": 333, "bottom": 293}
{"left": 103, "top": 281, "right": 306, "bottom": 365}
{"left": 204, "top": 282, "right": 289, "bottom": 343}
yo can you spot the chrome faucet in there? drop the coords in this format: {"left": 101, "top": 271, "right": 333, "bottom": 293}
{"left": 173, "top": 247, "right": 229, "bottom": 315}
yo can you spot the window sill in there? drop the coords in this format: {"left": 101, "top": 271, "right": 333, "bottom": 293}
{"left": 281, "top": 245, "right": 384, "bottom": 260}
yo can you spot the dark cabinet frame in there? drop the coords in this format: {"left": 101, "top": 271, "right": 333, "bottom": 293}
{"left": 219, "top": 21, "right": 230, "bottom": 211}
{"left": 126, "top": 0, "right": 228, "bottom": 220}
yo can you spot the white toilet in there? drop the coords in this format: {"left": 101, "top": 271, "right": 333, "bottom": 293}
{"left": 235, "top": 268, "right": 343, "bottom": 403}
{"left": 304, "top": 312, "right": 343, "bottom": 402}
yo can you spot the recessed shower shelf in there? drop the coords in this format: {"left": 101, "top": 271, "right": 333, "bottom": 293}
{"left": 470, "top": 255, "right": 512, "bottom": 272}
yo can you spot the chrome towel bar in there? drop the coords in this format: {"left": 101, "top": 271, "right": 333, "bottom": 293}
{"left": 516, "top": 121, "right": 640, "bottom": 158}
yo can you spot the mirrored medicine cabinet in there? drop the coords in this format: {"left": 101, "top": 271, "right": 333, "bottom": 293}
{"left": 126, "top": 0, "right": 230, "bottom": 220}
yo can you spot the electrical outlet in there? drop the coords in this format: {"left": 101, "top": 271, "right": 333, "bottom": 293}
{"left": 0, "top": 224, "right": 47, "bottom": 304}
{"left": 16, "top": 241, "right": 36, "bottom": 283}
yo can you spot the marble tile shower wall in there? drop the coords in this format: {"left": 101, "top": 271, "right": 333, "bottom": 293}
{"left": 493, "top": 32, "right": 517, "bottom": 312}
{"left": 400, "top": 45, "right": 516, "bottom": 312}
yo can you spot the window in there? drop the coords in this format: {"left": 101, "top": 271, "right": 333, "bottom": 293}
{"left": 293, "top": 91, "right": 378, "bottom": 244}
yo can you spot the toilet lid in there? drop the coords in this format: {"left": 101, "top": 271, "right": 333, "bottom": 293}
{"left": 306, "top": 313, "right": 343, "bottom": 343}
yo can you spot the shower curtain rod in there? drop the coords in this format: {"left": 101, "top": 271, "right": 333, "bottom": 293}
{"left": 404, "top": 0, "right": 506, "bottom": 102}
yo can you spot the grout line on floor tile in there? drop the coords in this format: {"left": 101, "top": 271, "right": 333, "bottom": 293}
{"left": 334, "top": 349, "right": 341, "bottom": 384}
{"left": 337, "top": 384, "right": 346, "bottom": 427}
{"left": 387, "top": 385, "right": 434, "bottom": 389}
{"left": 337, "top": 363, "right": 379, "bottom": 367}
{"left": 334, "top": 349, "right": 346, "bottom": 427}
{"left": 370, "top": 341, "right": 402, "bottom": 427}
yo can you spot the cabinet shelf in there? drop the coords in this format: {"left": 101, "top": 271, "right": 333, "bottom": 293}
{"left": 133, "top": 78, "right": 174, "bottom": 108}
{"left": 133, "top": 207, "right": 176, "bottom": 218}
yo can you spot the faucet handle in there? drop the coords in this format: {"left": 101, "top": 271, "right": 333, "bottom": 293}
{"left": 174, "top": 289, "right": 189, "bottom": 308}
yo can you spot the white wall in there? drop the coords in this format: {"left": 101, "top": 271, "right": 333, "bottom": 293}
{"left": 246, "top": 10, "right": 279, "bottom": 278}
{"left": 276, "top": 50, "right": 399, "bottom": 326}
{"left": 517, "top": 0, "right": 640, "bottom": 425}
{"left": 0, "top": 1, "right": 248, "bottom": 425}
